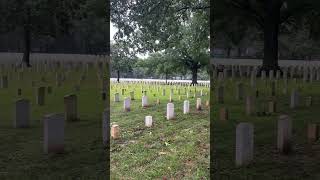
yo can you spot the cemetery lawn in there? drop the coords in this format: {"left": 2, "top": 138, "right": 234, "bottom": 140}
{"left": 213, "top": 79, "right": 320, "bottom": 180}
{"left": 0, "top": 69, "right": 107, "bottom": 179}
{"left": 110, "top": 83, "right": 210, "bottom": 179}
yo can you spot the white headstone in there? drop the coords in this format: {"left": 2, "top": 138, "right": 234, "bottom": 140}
{"left": 277, "top": 115, "right": 292, "bottom": 154}
{"left": 14, "top": 99, "right": 30, "bottom": 128}
{"left": 43, "top": 113, "right": 64, "bottom": 154}
{"left": 166, "top": 103, "right": 175, "bottom": 120}
{"left": 236, "top": 123, "right": 254, "bottom": 166}
{"left": 142, "top": 95, "right": 148, "bottom": 107}
{"left": 183, "top": 100, "right": 190, "bottom": 114}
{"left": 124, "top": 97, "right": 131, "bottom": 111}
{"left": 145, "top": 116, "right": 153, "bottom": 127}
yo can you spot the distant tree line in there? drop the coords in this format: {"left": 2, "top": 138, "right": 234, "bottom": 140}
{"left": 110, "top": 52, "right": 209, "bottom": 83}
{"left": 0, "top": 0, "right": 108, "bottom": 66}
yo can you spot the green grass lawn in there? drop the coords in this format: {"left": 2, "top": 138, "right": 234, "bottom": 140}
{"left": 0, "top": 67, "right": 107, "bottom": 179}
{"left": 213, "top": 77, "right": 320, "bottom": 180}
{"left": 110, "top": 83, "right": 210, "bottom": 179}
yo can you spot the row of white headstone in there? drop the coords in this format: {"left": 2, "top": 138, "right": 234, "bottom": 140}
{"left": 236, "top": 115, "right": 319, "bottom": 166}
{"left": 111, "top": 98, "right": 204, "bottom": 139}
{"left": 213, "top": 65, "right": 320, "bottom": 82}
{"left": 14, "top": 94, "right": 78, "bottom": 154}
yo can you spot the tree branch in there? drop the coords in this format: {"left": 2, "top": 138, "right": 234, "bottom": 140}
{"left": 227, "top": 0, "right": 264, "bottom": 29}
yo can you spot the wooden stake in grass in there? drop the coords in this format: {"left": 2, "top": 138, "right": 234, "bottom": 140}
{"left": 169, "top": 94, "right": 173, "bottom": 102}
{"left": 156, "top": 98, "right": 160, "bottom": 105}
{"left": 111, "top": 124, "right": 120, "bottom": 139}
{"left": 219, "top": 107, "right": 228, "bottom": 121}
{"left": 307, "top": 123, "right": 319, "bottom": 143}
{"left": 205, "top": 100, "right": 209, "bottom": 107}
{"left": 196, "top": 98, "right": 202, "bottom": 111}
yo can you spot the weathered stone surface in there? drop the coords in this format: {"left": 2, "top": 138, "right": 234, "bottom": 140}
{"left": 183, "top": 100, "right": 190, "bottom": 114}
{"left": 123, "top": 97, "right": 131, "bottom": 112}
{"left": 114, "top": 93, "right": 120, "bottom": 102}
{"left": 145, "top": 116, "right": 153, "bottom": 127}
{"left": 111, "top": 124, "right": 120, "bottom": 139}
{"left": 307, "top": 123, "right": 319, "bottom": 143}
{"left": 142, "top": 95, "right": 148, "bottom": 107}
{"left": 64, "top": 94, "right": 78, "bottom": 121}
{"left": 14, "top": 99, "right": 30, "bottom": 128}
{"left": 236, "top": 123, "right": 254, "bottom": 166}
{"left": 43, "top": 113, "right": 64, "bottom": 154}
{"left": 277, "top": 115, "right": 292, "bottom": 154}
{"left": 166, "top": 103, "right": 174, "bottom": 120}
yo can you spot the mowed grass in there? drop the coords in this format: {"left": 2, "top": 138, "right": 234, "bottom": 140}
{"left": 213, "top": 77, "right": 320, "bottom": 180}
{"left": 110, "top": 83, "right": 210, "bottom": 179}
{"left": 0, "top": 66, "right": 107, "bottom": 179}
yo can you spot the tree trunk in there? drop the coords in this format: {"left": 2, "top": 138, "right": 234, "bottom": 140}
{"left": 261, "top": 0, "right": 281, "bottom": 74}
{"left": 191, "top": 67, "right": 198, "bottom": 85}
{"left": 22, "top": 7, "right": 31, "bottom": 67}
{"left": 237, "top": 47, "right": 241, "bottom": 58}
{"left": 117, "top": 70, "right": 120, "bottom": 83}
{"left": 227, "top": 47, "right": 231, "bottom": 58}
{"left": 165, "top": 71, "right": 168, "bottom": 84}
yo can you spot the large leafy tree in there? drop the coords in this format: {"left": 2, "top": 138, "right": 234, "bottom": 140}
{"left": 135, "top": 53, "right": 178, "bottom": 83}
{"left": 111, "top": 0, "right": 209, "bottom": 84}
{"left": 165, "top": 12, "right": 209, "bottom": 84}
{"left": 214, "top": 0, "right": 320, "bottom": 72}
{"left": 0, "top": 0, "right": 108, "bottom": 67}
{"left": 111, "top": 42, "right": 137, "bottom": 82}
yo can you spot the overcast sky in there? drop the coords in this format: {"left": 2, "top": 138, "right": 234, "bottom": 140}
{"left": 110, "top": 22, "right": 117, "bottom": 42}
